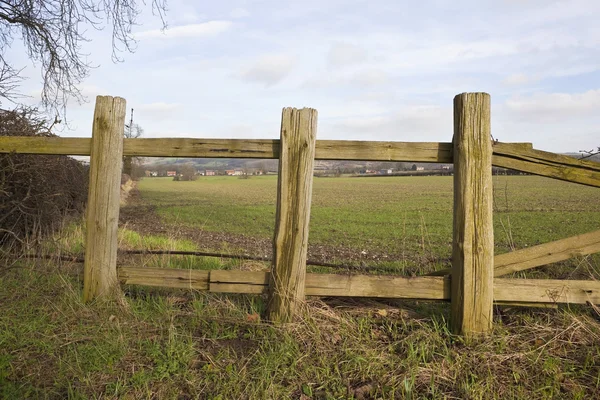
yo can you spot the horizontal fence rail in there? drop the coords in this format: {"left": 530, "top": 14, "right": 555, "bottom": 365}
{"left": 2, "top": 136, "right": 599, "bottom": 187}
{"left": 0, "top": 136, "right": 508, "bottom": 162}
{"left": 118, "top": 267, "right": 600, "bottom": 305}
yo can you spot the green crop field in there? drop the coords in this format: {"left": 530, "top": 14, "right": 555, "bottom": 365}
{"left": 2, "top": 177, "right": 600, "bottom": 399}
{"left": 133, "top": 175, "right": 600, "bottom": 276}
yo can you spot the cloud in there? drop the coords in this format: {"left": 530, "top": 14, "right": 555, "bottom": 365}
{"left": 238, "top": 54, "right": 296, "bottom": 87}
{"left": 136, "top": 21, "right": 232, "bottom": 40}
{"left": 329, "top": 105, "right": 451, "bottom": 141}
{"left": 328, "top": 43, "right": 367, "bottom": 67}
{"left": 505, "top": 89, "right": 600, "bottom": 120}
{"left": 137, "top": 102, "right": 182, "bottom": 112}
{"left": 502, "top": 73, "right": 536, "bottom": 86}
{"left": 230, "top": 8, "right": 250, "bottom": 19}
{"left": 351, "top": 69, "right": 388, "bottom": 87}
{"left": 135, "top": 102, "right": 183, "bottom": 120}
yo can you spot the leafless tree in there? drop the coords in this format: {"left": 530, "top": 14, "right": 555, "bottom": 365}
{"left": 0, "top": 0, "right": 167, "bottom": 116}
{"left": 123, "top": 118, "right": 144, "bottom": 178}
{"left": 579, "top": 147, "right": 600, "bottom": 160}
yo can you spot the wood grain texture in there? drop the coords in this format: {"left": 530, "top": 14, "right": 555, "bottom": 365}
{"left": 304, "top": 273, "right": 450, "bottom": 299}
{"left": 83, "top": 96, "right": 126, "bottom": 302}
{"left": 118, "top": 267, "right": 209, "bottom": 290}
{"left": 210, "top": 270, "right": 269, "bottom": 294}
{"left": 0, "top": 137, "right": 91, "bottom": 155}
{"left": 267, "top": 108, "right": 318, "bottom": 323}
{"left": 492, "top": 144, "right": 600, "bottom": 188}
{"left": 0, "top": 136, "right": 529, "bottom": 164}
{"left": 494, "top": 278, "right": 600, "bottom": 304}
{"left": 429, "top": 229, "right": 600, "bottom": 277}
{"left": 494, "top": 229, "right": 600, "bottom": 277}
{"left": 117, "top": 267, "right": 600, "bottom": 305}
{"left": 451, "top": 92, "right": 494, "bottom": 337}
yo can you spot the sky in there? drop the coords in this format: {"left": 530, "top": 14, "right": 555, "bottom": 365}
{"left": 5, "top": 0, "right": 600, "bottom": 153}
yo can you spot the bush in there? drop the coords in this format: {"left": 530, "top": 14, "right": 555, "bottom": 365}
{"left": 0, "top": 108, "right": 88, "bottom": 245}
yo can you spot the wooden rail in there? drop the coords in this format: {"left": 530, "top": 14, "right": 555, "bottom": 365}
{"left": 118, "top": 267, "right": 600, "bottom": 305}
{"left": 0, "top": 136, "right": 456, "bottom": 162}
{"left": 6, "top": 93, "right": 599, "bottom": 338}
{"left": 2, "top": 136, "right": 599, "bottom": 187}
{"left": 429, "top": 229, "right": 600, "bottom": 277}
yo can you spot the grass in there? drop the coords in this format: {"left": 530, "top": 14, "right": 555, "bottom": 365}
{"left": 2, "top": 174, "right": 599, "bottom": 398}
{"left": 136, "top": 175, "right": 600, "bottom": 276}
{"left": 2, "top": 261, "right": 600, "bottom": 399}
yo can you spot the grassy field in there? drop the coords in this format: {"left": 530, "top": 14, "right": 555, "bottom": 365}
{"left": 2, "top": 174, "right": 600, "bottom": 399}
{"left": 2, "top": 258, "right": 600, "bottom": 399}
{"left": 135, "top": 175, "right": 600, "bottom": 276}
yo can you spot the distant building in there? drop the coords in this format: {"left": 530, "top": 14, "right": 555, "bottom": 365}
{"left": 234, "top": 169, "right": 244, "bottom": 176}
{"left": 416, "top": 167, "right": 425, "bottom": 171}
{"left": 167, "top": 171, "right": 177, "bottom": 177}
{"left": 205, "top": 170, "right": 215, "bottom": 176}
{"left": 225, "top": 170, "right": 235, "bottom": 176}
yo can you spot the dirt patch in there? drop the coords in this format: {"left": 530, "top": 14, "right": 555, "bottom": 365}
{"left": 118, "top": 188, "right": 432, "bottom": 267}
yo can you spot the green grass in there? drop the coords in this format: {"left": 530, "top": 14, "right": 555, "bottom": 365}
{"left": 1, "top": 263, "right": 600, "bottom": 399}
{"left": 1, "top": 175, "right": 600, "bottom": 398}
{"left": 136, "top": 175, "right": 600, "bottom": 275}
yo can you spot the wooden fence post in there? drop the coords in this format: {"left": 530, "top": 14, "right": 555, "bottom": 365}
{"left": 83, "top": 96, "right": 127, "bottom": 302}
{"left": 451, "top": 92, "right": 494, "bottom": 337}
{"left": 267, "top": 108, "right": 318, "bottom": 323}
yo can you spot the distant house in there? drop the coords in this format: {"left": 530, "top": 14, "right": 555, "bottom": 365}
{"left": 205, "top": 170, "right": 215, "bottom": 176}
{"left": 416, "top": 167, "right": 425, "bottom": 171}
{"left": 234, "top": 169, "right": 244, "bottom": 176}
{"left": 441, "top": 166, "right": 451, "bottom": 170}
{"left": 167, "top": 171, "right": 177, "bottom": 177}
{"left": 379, "top": 169, "right": 393, "bottom": 175}
{"left": 225, "top": 170, "right": 235, "bottom": 176}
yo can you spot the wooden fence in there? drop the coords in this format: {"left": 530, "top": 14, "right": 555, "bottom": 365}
{"left": 1, "top": 93, "right": 600, "bottom": 338}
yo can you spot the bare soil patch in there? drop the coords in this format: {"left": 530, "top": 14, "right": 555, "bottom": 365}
{"left": 118, "top": 188, "right": 425, "bottom": 267}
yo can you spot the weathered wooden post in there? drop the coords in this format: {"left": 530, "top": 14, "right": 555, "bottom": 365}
{"left": 451, "top": 92, "right": 494, "bottom": 337}
{"left": 267, "top": 108, "right": 318, "bottom": 323}
{"left": 83, "top": 96, "right": 127, "bottom": 302}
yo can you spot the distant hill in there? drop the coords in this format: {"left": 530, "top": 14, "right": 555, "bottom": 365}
{"left": 563, "top": 153, "right": 600, "bottom": 162}
{"left": 142, "top": 150, "right": 600, "bottom": 173}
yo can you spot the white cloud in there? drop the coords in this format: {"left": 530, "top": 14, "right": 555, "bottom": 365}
{"left": 137, "top": 102, "right": 182, "bottom": 113}
{"left": 238, "top": 54, "right": 296, "bottom": 87}
{"left": 502, "top": 73, "right": 536, "bottom": 86}
{"left": 505, "top": 89, "right": 600, "bottom": 120}
{"left": 351, "top": 69, "right": 388, "bottom": 87}
{"left": 328, "top": 42, "right": 367, "bottom": 67}
{"left": 230, "top": 8, "right": 250, "bottom": 19}
{"left": 135, "top": 102, "right": 183, "bottom": 121}
{"left": 329, "top": 105, "right": 451, "bottom": 141}
{"left": 136, "top": 21, "right": 233, "bottom": 40}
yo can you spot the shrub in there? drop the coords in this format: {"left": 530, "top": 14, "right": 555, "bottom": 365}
{"left": 0, "top": 108, "right": 88, "bottom": 245}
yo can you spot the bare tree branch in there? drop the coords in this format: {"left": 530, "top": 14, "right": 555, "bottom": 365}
{"left": 579, "top": 147, "right": 600, "bottom": 160}
{"left": 0, "top": 0, "right": 167, "bottom": 117}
